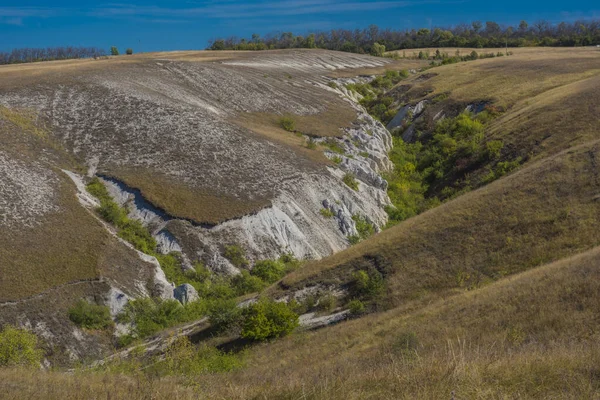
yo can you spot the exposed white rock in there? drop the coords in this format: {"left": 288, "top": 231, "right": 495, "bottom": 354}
{"left": 0, "top": 151, "right": 60, "bottom": 228}
{"left": 106, "top": 287, "right": 130, "bottom": 317}
{"left": 173, "top": 284, "right": 199, "bottom": 305}
{"left": 299, "top": 310, "right": 350, "bottom": 329}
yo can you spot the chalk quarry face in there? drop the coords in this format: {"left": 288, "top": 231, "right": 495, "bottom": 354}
{"left": 0, "top": 49, "right": 393, "bottom": 363}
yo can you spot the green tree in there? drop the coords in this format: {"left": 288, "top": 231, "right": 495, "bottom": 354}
{"left": 126, "top": 48, "right": 133, "bottom": 55}
{"left": 0, "top": 325, "right": 44, "bottom": 367}
{"left": 371, "top": 42, "right": 386, "bottom": 57}
{"left": 110, "top": 46, "right": 119, "bottom": 56}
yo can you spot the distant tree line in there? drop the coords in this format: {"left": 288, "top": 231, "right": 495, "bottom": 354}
{"left": 208, "top": 19, "right": 600, "bottom": 54}
{"left": 0, "top": 46, "right": 107, "bottom": 65}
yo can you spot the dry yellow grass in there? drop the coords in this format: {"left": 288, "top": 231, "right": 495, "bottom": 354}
{"left": 3, "top": 245, "right": 598, "bottom": 399}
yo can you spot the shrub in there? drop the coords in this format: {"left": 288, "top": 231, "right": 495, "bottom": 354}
{"left": 485, "top": 140, "right": 504, "bottom": 160}
{"left": 118, "top": 298, "right": 188, "bottom": 339}
{"left": 343, "top": 173, "right": 359, "bottom": 191}
{"left": 371, "top": 42, "right": 386, "bottom": 57}
{"left": 352, "top": 214, "right": 375, "bottom": 240}
{"left": 352, "top": 269, "right": 385, "bottom": 299}
{"left": 207, "top": 298, "right": 243, "bottom": 333}
{"left": 305, "top": 138, "right": 317, "bottom": 149}
{"left": 119, "top": 219, "right": 156, "bottom": 254}
{"left": 320, "top": 208, "right": 335, "bottom": 218}
{"left": 231, "top": 270, "right": 267, "bottom": 295}
{"left": 279, "top": 116, "right": 296, "bottom": 132}
{"left": 251, "top": 259, "right": 286, "bottom": 284}
{"left": 332, "top": 155, "right": 343, "bottom": 165}
{"left": 316, "top": 293, "right": 337, "bottom": 312}
{"left": 348, "top": 299, "right": 365, "bottom": 315}
{"left": 110, "top": 46, "right": 119, "bottom": 56}
{"left": 224, "top": 245, "right": 249, "bottom": 268}
{"left": 160, "top": 337, "right": 244, "bottom": 376}
{"left": 323, "top": 139, "right": 344, "bottom": 154}
{"left": 126, "top": 48, "right": 133, "bottom": 55}
{"left": 241, "top": 299, "right": 299, "bottom": 341}
{"left": 0, "top": 325, "right": 44, "bottom": 367}
{"left": 328, "top": 81, "right": 338, "bottom": 89}
{"left": 348, "top": 235, "right": 361, "bottom": 245}
{"left": 68, "top": 300, "right": 112, "bottom": 330}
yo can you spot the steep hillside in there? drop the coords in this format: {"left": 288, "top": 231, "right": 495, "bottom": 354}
{"left": 0, "top": 49, "right": 423, "bottom": 363}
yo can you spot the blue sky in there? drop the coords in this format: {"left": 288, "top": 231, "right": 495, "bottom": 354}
{"left": 0, "top": 1, "right": 598, "bottom": 52}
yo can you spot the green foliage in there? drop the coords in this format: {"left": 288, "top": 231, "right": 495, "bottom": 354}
{"left": 159, "top": 337, "right": 244, "bottom": 376}
{"left": 352, "top": 214, "right": 375, "bottom": 240}
{"left": 68, "top": 300, "right": 112, "bottom": 330}
{"left": 348, "top": 299, "right": 366, "bottom": 315}
{"left": 86, "top": 178, "right": 156, "bottom": 253}
{"left": 0, "top": 325, "right": 44, "bottom": 368}
{"left": 231, "top": 270, "right": 267, "bottom": 296}
{"left": 483, "top": 157, "right": 523, "bottom": 183}
{"left": 224, "top": 245, "right": 249, "bottom": 268}
{"left": 118, "top": 298, "right": 206, "bottom": 340}
{"left": 118, "top": 219, "right": 157, "bottom": 254}
{"left": 251, "top": 259, "right": 286, "bottom": 284}
{"left": 332, "top": 155, "right": 343, "bottom": 165}
{"left": 125, "top": 48, "right": 133, "bottom": 55}
{"left": 207, "top": 298, "right": 243, "bottom": 333}
{"left": 322, "top": 139, "right": 345, "bottom": 154}
{"left": 485, "top": 140, "right": 504, "bottom": 160}
{"left": 110, "top": 46, "right": 119, "bottom": 56}
{"left": 327, "top": 81, "right": 338, "bottom": 89}
{"left": 370, "top": 42, "right": 386, "bottom": 57}
{"left": 343, "top": 173, "right": 359, "bottom": 191}
{"left": 348, "top": 235, "right": 361, "bottom": 245}
{"left": 305, "top": 138, "right": 317, "bottom": 149}
{"left": 316, "top": 293, "right": 337, "bottom": 312}
{"left": 352, "top": 269, "right": 385, "bottom": 299}
{"left": 241, "top": 299, "right": 299, "bottom": 341}
{"left": 320, "top": 208, "right": 335, "bottom": 218}
{"left": 279, "top": 116, "right": 296, "bottom": 132}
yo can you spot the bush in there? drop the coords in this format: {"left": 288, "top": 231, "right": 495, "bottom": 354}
{"left": 320, "top": 208, "right": 335, "bottom": 218}
{"left": 371, "top": 42, "right": 386, "bottom": 57}
{"left": 251, "top": 259, "right": 286, "bottom": 284}
{"left": 160, "top": 337, "right": 244, "bottom": 376}
{"left": 68, "top": 300, "right": 112, "bottom": 330}
{"left": 231, "top": 270, "right": 267, "bottom": 295}
{"left": 110, "top": 46, "right": 119, "bottom": 56}
{"left": 316, "top": 293, "right": 337, "bottom": 312}
{"left": 118, "top": 298, "right": 189, "bottom": 339}
{"left": 126, "top": 48, "right": 133, "bottom": 55}
{"left": 224, "top": 245, "right": 249, "bottom": 268}
{"left": 348, "top": 299, "right": 365, "bottom": 315}
{"left": 343, "top": 173, "right": 359, "bottom": 191}
{"left": 485, "top": 140, "right": 504, "bottom": 160}
{"left": 352, "top": 214, "right": 375, "bottom": 240}
{"left": 241, "top": 299, "right": 299, "bottom": 341}
{"left": 0, "top": 325, "right": 44, "bottom": 367}
{"left": 332, "top": 155, "right": 343, "bottom": 164}
{"left": 279, "top": 116, "right": 296, "bottom": 132}
{"left": 119, "top": 219, "right": 157, "bottom": 254}
{"left": 352, "top": 269, "right": 385, "bottom": 299}
{"left": 305, "top": 138, "right": 317, "bottom": 149}
{"left": 207, "top": 298, "right": 243, "bottom": 333}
